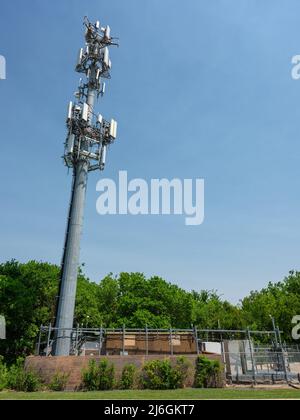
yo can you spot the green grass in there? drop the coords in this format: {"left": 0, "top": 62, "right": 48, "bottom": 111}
{"left": 0, "top": 388, "right": 300, "bottom": 400}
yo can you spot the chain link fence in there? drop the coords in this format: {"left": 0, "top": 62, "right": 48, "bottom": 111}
{"left": 36, "top": 325, "right": 300, "bottom": 385}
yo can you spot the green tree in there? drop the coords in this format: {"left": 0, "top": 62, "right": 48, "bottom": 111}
{"left": 0, "top": 260, "right": 59, "bottom": 362}
{"left": 192, "top": 290, "right": 244, "bottom": 330}
{"left": 1, "top": 258, "right": 300, "bottom": 363}
{"left": 111, "top": 273, "right": 194, "bottom": 328}
{"left": 0, "top": 260, "right": 102, "bottom": 362}
{"left": 75, "top": 274, "right": 103, "bottom": 327}
{"left": 241, "top": 271, "right": 300, "bottom": 342}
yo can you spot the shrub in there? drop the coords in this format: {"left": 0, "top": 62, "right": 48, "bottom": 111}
{"left": 82, "top": 360, "right": 99, "bottom": 391}
{"left": 7, "top": 359, "right": 26, "bottom": 391}
{"left": 194, "top": 356, "right": 222, "bottom": 388}
{"left": 48, "top": 371, "right": 70, "bottom": 392}
{"left": 171, "top": 356, "right": 191, "bottom": 389}
{"left": 141, "top": 359, "right": 172, "bottom": 390}
{"left": 22, "top": 370, "right": 42, "bottom": 392}
{"left": 0, "top": 356, "right": 8, "bottom": 391}
{"left": 7, "top": 358, "right": 41, "bottom": 392}
{"left": 82, "top": 359, "right": 115, "bottom": 391}
{"left": 98, "top": 359, "right": 115, "bottom": 390}
{"left": 120, "top": 364, "right": 137, "bottom": 390}
{"left": 141, "top": 358, "right": 190, "bottom": 390}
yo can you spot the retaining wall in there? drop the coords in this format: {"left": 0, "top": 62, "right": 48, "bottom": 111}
{"left": 25, "top": 354, "right": 223, "bottom": 391}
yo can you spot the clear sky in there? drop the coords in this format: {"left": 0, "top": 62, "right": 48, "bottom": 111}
{"left": 1, "top": 0, "right": 300, "bottom": 303}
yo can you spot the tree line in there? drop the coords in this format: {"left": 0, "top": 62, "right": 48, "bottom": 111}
{"left": 0, "top": 260, "right": 299, "bottom": 362}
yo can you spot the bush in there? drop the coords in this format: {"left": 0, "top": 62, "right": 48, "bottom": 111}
{"left": 7, "top": 359, "right": 26, "bottom": 391}
{"left": 7, "top": 358, "right": 41, "bottom": 392}
{"left": 0, "top": 356, "right": 8, "bottom": 391}
{"left": 82, "top": 359, "right": 115, "bottom": 391}
{"left": 120, "top": 364, "right": 137, "bottom": 390}
{"left": 98, "top": 359, "right": 115, "bottom": 390}
{"left": 22, "top": 370, "right": 42, "bottom": 392}
{"left": 194, "top": 356, "right": 222, "bottom": 388}
{"left": 141, "top": 359, "right": 171, "bottom": 390}
{"left": 48, "top": 371, "right": 70, "bottom": 391}
{"left": 141, "top": 358, "right": 190, "bottom": 390}
{"left": 82, "top": 360, "right": 99, "bottom": 391}
{"left": 171, "top": 356, "right": 191, "bottom": 389}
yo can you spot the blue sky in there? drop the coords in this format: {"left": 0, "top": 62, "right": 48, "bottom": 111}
{"left": 1, "top": 0, "right": 300, "bottom": 303}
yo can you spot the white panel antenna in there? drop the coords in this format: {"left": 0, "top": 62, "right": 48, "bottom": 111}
{"left": 103, "top": 48, "right": 110, "bottom": 67}
{"left": 76, "top": 48, "right": 83, "bottom": 68}
{"left": 109, "top": 119, "right": 118, "bottom": 139}
{"left": 67, "top": 102, "right": 73, "bottom": 121}
{"left": 105, "top": 26, "right": 111, "bottom": 40}
{"left": 97, "top": 114, "right": 103, "bottom": 125}
{"left": 100, "top": 145, "right": 107, "bottom": 166}
{"left": 81, "top": 103, "right": 89, "bottom": 122}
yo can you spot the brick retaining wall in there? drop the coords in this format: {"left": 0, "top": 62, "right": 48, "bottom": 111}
{"left": 25, "top": 354, "right": 223, "bottom": 391}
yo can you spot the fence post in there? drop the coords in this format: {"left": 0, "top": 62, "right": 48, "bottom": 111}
{"left": 99, "top": 325, "right": 103, "bottom": 356}
{"left": 247, "top": 328, "right": 256, "bottom": 385}
{"left": 46, "top": 323, "right": 52, "bottom": 357}
{"left": 74, "top": 324, "right": 79, "bottom": 356}
{"left": 170, "top": 328, "right": 174, "bottom": 356}
{"left": 277, "top": 327, "right": 289, "bottom": 384}
{"left": 194, "top": 326, "right": 200, "bottom": 355}
{"left": 145, "top": 325, "right": 149, "bottom": 356}
{"left": 122, "top": 324, "right": 126, "bottom": 355}
{"left": 36, "top": 325, "right": 42, "bottom": 356}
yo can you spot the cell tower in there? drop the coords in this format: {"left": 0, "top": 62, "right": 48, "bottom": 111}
{"left": 54, "top": 17, "right": 118, "bottom": 356}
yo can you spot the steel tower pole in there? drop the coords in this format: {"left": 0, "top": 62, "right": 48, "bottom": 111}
{"left": 54, "top": 68, "right": 97, "bottom": 356}
{"left": 54, "top": 19, "right": 118, "bottom": 356}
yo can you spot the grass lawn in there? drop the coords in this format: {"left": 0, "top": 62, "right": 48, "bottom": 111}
{"left": 0, "top": 388, "right": 300, "bottom": 400}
